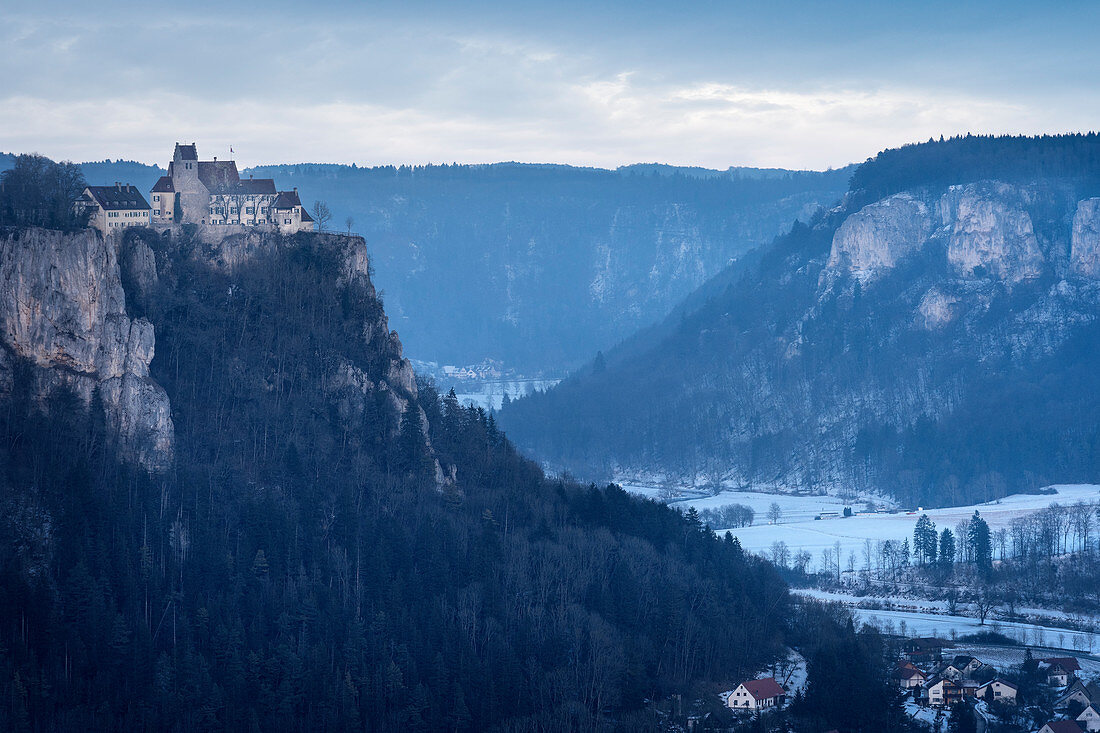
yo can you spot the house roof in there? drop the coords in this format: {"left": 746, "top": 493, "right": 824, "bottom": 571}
{"left": 1042, "top": 721, "right": 1084, "bottom": 733}
{"left": 896, "top": 667, "right": 925, "bottom": 680}
{"left": 151, "top": 176, "right": 174, "bottom": 193}
{"left": 952, "top": 655, "right": 980, "bottom": 667}
{"left": 978, "top": 679, "right": 1018, "bottom": 692}
{"left": 739, "top": 678, "right": 785, "bottom": 700}
{"left": 906, "top": 637, "right": 947, "bottom": 649}
{"left": 272, "top": 190, "right": 303, "bottom": 209}
{"left": 1043, "top": 657, "right": 1081, "bottom": 672}
{"left": 85, "top": 185, "right": 151, "bottom": 210}
{"left": 175, "top": 143, "right": 198, "bottom": 161}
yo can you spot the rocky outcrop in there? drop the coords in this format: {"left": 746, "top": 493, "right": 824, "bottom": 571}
{"left": 828, "top": 193, "right": 933, "bottom": 278}
{"left": 916, "top": 287, "right": 958, "bottom": 329}
{"left": 939, "top": 182, "right": 1045, "bottom": 282}
{"left": 0, "top": 227, "right": 174, "bottom": 471}
{"left": 1071, "top": 198, "right": 1100, "bottom": 278}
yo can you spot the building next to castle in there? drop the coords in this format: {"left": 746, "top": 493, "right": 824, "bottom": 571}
{"left": 150, "top": 143, "right": 313, "bottom": 233}
{"left": 77, "top": 184, "right": 152, "bottom": 236}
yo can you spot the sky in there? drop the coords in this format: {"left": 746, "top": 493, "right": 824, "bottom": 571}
{"left": 2, "top": 0, "right": 1099, "bottom": 170}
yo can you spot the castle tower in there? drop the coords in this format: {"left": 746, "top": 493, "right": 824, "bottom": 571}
{"left": 170, "top": 142, "right": 207, "bottom": 224}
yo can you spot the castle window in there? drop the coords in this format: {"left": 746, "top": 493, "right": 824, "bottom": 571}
{"left": 246, "top": 207, "right": 254, "bottom": 214}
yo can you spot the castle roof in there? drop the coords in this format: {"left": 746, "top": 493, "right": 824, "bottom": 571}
{"left": 300, "top": 207, "right": 314, "bottom": 222}
{"left": 273, "top": 190, "right": 303, "bottom": 209}
{"left": 151, "top": 176, "right": 174, "bottom": 193}
{"left": 85, "top": 184, "right": 150, "bottom": 210}
{"left": 175, "top": 143, "right": 198, "bottom": 161}
{"left": 198, "top": 160, "right": 241, "bottom": 193}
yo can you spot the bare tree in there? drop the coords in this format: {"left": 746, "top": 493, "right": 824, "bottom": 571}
{"left": 972, "top": 592, "right": 999, "bottom": 626}
{"left": 344, "top": 215, "right": 354, "bottom": 236}
{"left": 767, "top": 502, "right": 782, "bottom": 524}
{"left": 312, "top": 200, "right": 332, "bottom": 232}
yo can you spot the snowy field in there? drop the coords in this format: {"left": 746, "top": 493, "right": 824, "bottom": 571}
{"left": 455, "top": 378, "right": 559, "bottom": 411}
{"left": 620, "top": 484, "right": 857, "bottom": 518}
{"left": 647, "top": 484, "right": 1100, "bottom": 570}
{"left": 848, "top": 606, "right": 1100, "bottom": 655}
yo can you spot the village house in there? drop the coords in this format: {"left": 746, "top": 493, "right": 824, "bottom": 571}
{"left": 150, "top": 143, "right": 314, "bottom": 234}
{"left": 893, "top": 661, "right": 926, "bottom": 690}
{"left": 1079, "top": 705, "right": 1100, "bottom": 732}
{"left": 727, "top": 678, "right": 786, "bottom": 712}
{"left": 949, "top": 655, "right": 986, "bottom": 678}
{"left": 975, "top": 679, "right": 1018, "bottom": 705}
{"left": 1056, "top": 678, "right": 1100, "bottom": 711}
{"left": 903, "top": 637, "right": 946, "bottom": 664}
{"left": 77, "top": 184, "right": 150, "bottom": 235}
{"left": 1041, "top": 657, "right": 1082, "bottom": 687}
{"left": 925, "top": 677, "right": 961, "bottom": 708}
{"left": 1039, "top": 720, "right": 1087, "bottom": 733}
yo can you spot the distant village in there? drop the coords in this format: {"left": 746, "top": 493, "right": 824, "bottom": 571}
{"left": 76, "top": 143, "right": 314, "bottom": 236}
{"left": 711, "top": 643, "right": 1098, "bottom": 731}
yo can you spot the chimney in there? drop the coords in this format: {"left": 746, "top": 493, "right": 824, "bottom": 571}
{"left": 116, "top": 182, "right": 121, "bottom": 190}
{"left": 214, "top": 156, "right": 217, "bottom": 162}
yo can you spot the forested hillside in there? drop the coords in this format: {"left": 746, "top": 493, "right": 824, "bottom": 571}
{"left": 501, "top": 134, "right": 1100, "bottom": 507}
{"left": 0, "top": 217, "right": 804, "bottom": 731}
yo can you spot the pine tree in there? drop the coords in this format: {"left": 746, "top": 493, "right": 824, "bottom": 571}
{"left": 967, "top": 511, "right": 993, "bottom": 570}
{"left": 939, "top": 529, "right": 956, "bottom": 568}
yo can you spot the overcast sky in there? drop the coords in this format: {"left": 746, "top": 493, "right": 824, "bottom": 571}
{"left": 3, "top": 0, "right": 1099, "bottom": 170}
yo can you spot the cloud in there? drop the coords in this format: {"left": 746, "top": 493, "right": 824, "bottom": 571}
{"left": 2, "top": 1, "right": 1099, "bottom": 169}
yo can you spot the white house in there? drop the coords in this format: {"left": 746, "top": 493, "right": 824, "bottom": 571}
{"left": 1040, "top": 657, "right": 1081, "bottom": 687}
{"left": 727, "top": 678, "right": 786, "bottom": 711}
{"left": 949, "top": 656, "right": 985, "bottom": 678}
{"left": 975, "top": 679, "right": 1017, "bottom": 705}
{"left": 925, "top": 677, "right": 964, "bottom": 708}
{"left": 77, "top": 184, "right": 150, "bottom": 235}
{"left": 1079, "top": 705, "right": 1100, "bottom": 732}
{"left": 894, "top": 662, "right": 926, "bottom": 690}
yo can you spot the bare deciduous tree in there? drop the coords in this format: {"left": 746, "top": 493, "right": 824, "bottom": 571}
{"left": 312, "top": 200, "right": 332, "bottom": 232}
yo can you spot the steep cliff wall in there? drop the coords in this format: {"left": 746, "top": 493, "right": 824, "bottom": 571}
{"left": 828, "top": 181, "right": 1050, "bottom": 284}
{"left": 0, "top": 227, "right": 173, "bottom": 471}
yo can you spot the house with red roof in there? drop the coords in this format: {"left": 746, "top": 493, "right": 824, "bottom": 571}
{"left": 1039, "top": 720, "right": 1086, "bottom": 733}
{"left": 893, "top": 661, "right": 926, "bottom": 690}
{"left": 727, "top": 677, "right": 786, "bottom": 711}
{"left": 1040, "top": 657, "right": 1081, "bottom": 687}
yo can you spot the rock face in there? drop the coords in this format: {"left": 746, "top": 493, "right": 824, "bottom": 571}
{"left": 828, "top": 193, "right": 933, "bottom": 277}
{"left": 1071, "top": 198, "right": 1100, "bottom": 277}
{"left": 939, "top": 183, "right": 1045, "bottom": 282}
{"left": 0, "top": 227, "right": 174, "bottom": 471}
{"left": 828, "top": 182, "right": 1048, "bottom": 283}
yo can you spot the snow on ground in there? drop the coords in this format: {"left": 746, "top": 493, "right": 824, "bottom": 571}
{"left": 668, "top": 489, "right": 854, "bottom": 522}
{"left": 794, "top": 589, "right": 1100, "bottom": 629}
{"left": 849, "top": 607, "right": 1100, "bottom": 655}
{"left": 684, "top": 484, "right": 1100, "bottom": 570}
{"left": 940, "top": 645, "right": 1100, "bottom": 679}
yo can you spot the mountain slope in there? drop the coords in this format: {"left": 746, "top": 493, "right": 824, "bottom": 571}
{"left": 500, "top": 134, "right": 1100, "bottom": 507}
{"left": 0, "top": 222, "right": 798, "bottom": 730}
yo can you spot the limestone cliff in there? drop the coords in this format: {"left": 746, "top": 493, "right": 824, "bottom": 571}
{"left": 0, "top": 227, "right": 174, "bottom": 471}
{"left": 1072, "top": 198, "right": 1100, "bottom": 278}
{"left": 828, "top": 181, "right": 1051, "bottom": 283}
{"left": 828, "top": 193, "right": 933, "bottom": 277}
{"left": 940, "top": 182, "right": 1045, "bottom": 281}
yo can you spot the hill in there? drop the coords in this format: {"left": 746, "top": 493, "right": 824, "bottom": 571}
{"left": 500, "top": 134, "right": 1100, "bottom": 507}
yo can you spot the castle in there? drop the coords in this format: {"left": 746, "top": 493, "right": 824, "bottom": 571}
{"left": 148, "top": 143, "right": 313, "bottom": 233}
